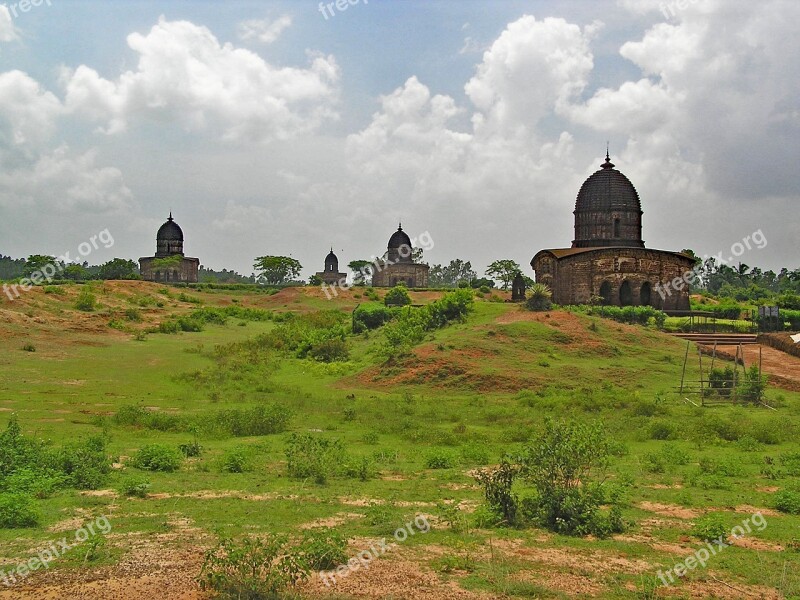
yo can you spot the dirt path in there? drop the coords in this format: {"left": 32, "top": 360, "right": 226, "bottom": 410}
{"left": 713, "top": 344, "right": 800, "bottom": 392}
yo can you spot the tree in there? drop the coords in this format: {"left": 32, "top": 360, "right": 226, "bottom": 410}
{"left": 308, "top": 274, "right": 322, "bottom": 285}
{"left": 62, "top": 264, "right": 90, "bottom": 281}
{"left": 98, "top": 258, "right": 139, "bottom": 280}
{"left": 347, "top": 260, "right": 373, "bottom": 286}
{"left": 253, "top": 256, "right": 302, "bottom": 285}
{"left": 22, "top": 255, "right": 59, "bottom": 279}
{"left": 486, "top": 260, "right": 521, "bottom": 290}
{"left": 429, "top": 259, "right": 477, "bottom": 287}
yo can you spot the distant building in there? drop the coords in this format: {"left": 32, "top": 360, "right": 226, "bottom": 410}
{"left": 511, "top": 272, "right": 527, "bottom": 302}
{"left": 531, "top": 153, "right": 695, "bottom": 309}
{"left": 139, "top": 213, "right": 199, "bottom": 283}
{"left": 371, "top": 224, "right": 429, "bottom": 288}
{"left": 316, "top": 248, "right": 347, "bottom": 285}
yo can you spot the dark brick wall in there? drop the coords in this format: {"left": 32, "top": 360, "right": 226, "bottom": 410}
{"left": 532, "top": 248, "right": 695, "bottom": 310}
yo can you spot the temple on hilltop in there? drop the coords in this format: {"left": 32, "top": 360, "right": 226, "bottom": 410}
{"left": 371, "top": 224, "right": 429, "bottom": 288}
{"left": 531, "top": 152, "right": 695, "bottom": 309}
{"left": 316, "top": 248, "right": 347, "bottom": 285}
{"left": 139, "top": 213, "right": 200, "bottom": 283}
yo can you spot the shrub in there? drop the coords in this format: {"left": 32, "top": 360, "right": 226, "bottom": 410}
{"left": 74, "top": 288, "right": 97, "bottom": 312}
{"left": 131, "top": 444, "right": 183, "bottom": 472}
{"left": 525, "top": 283, "right": 553, "bottom": 312}
{"left": 425, "top": 450, "right": 456, "bottom": 469}
{"left": 299, "top": 529, "right": 348, "bottom": 570}
{"left": 52, "top": 435, "right": 112, "bottom": 489}
{"left": 649, "top": 420, "right": 678, "bottom": 440}
{"left": 781, "top": 452, "right": 800, "bottom": 476}
{"left": 178, "top": 440, "right": 203, "bottom": 458}
{"left": 0, "top": 493, "right": 39, "bottom": 528}
{"left": 384, "top": 284, "right": 411, "bottom": 307}
{"left": 692, "top": 514, "right": 728, "bottom": 542}
{"left": 285, "top": 434, "right": 346, "bottom": 484}
{"left": 473, "top": 460, "right": 521, "bottom": 526}
{"left": 118, "top": 476, "right": 152, "bottom": 498}
{"left": 353, "top": 303, "right": 394, "bottom": 333}
{"left": 774, "top": 489, "right": 800, "bottom": 514}
{"left": 309, "top": 338, "right": 349, "bottom": 363}
{"left": 518, "top": 419, "right": 622, "bottom": 536}
{"left": 198, "top": 535, "right": 309, "bottom": 598}
{"left": 124, "top": 308, "right": 142, "bottom": 322}
{"left": 221, "top": 446, "right": 253, "bottom": 473}
{"left": 212, "top": 404, "right": 292, "bottom": 437}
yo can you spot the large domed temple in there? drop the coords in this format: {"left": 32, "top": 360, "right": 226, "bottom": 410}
{"left": 372, "top": 224, "right": 429, "bottom": 288}
{"left": 139, "top": 213, "right": 200, "bottom": 283}
{"left": 531, "top": 153, "right": 695, "bottom": 309}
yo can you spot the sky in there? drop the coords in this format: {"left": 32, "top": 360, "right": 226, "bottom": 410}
{"left": 0, "top": 0, "right": 797, "bottom": 280}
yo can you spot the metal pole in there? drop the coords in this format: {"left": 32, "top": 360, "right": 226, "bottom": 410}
{"left": 680, "top": 340, "right": 690, "bottom": 395}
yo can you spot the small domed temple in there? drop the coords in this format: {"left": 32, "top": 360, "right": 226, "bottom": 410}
{"left": 316, "top": 248, "right": 347, "bottom": 285}
{"left": 372, "top": 224, "right": 429, "bottom": 288}
{"left": 531, "top": 153, "right": 695, "bottom": 309}
{"left": 139, "top": 213, "right": 200, "bottom": 283}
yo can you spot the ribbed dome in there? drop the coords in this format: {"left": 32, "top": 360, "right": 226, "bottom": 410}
{"left": 572, "top": 154, "right": 644, "bottom": 249}
{"left": 324, "top": 249, "right": 339, "bottom": 272}
{"left": 157, "top": 213, "right": 184, "bottom": 242}
{"left": 388, "top": 225, "right": 412, "bottom": 250}
{"left": 575, "top": 156, "right": 641, "bottom": 214}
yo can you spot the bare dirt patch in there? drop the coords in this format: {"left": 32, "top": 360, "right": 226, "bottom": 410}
{"left": 638, "top": 502, "right": 700, "bottom": 519}
{"left": 492, "top": 538, "right": 651, "bottom": 575}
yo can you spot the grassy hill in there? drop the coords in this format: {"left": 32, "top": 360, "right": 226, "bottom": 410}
{"left": 0, "top": 282, "right": 798, "bottom": 599}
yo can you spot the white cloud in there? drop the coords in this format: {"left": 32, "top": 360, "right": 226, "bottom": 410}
{"left": 464, "top": 16, "right": 594, "bottom": 134}
{"left": 0, "top": 146, "right": 132, "bottom": 213}
{"left": 237, "top": 15, "right": 292, "bottom": 44}
{"left": 0, "top": 70, "right": 62, "bottom": 154}
{"left": 64, "top": 16, "right": 340, "bottom": 142}
{"left": 0, "top": 5, "right": 18, "bottom": 43}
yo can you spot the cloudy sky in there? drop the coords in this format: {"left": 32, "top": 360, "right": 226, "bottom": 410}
{"left": 0, "top": 0, "right": 797, "bottom": 279}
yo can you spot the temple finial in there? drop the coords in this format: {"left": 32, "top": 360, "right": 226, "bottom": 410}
{"left": 605, "top": 142, "right": 610, "bottom": 162}
{"left": 168, "top": 211, "right": 173, "bottom": 221}
{"left": 398, "top": 222, "right": 402, "bottom": 230}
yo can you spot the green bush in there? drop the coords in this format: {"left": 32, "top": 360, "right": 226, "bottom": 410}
{"left": 118, "top": 476, "right": 152, "bottom": 498}
{"left": 425, "top": 450, "right": 456, "bottom": 469}
{"left": 308, "top": 338, "right": 349, "bottom": 363}
{"left": 692, "top": 514, "right": 728, "bottom": 542}
{"left": 221, "top": 446, "right": 253, "bottom": 473}
{"left": 525, "top": 283, "right": 553, "bottom": 312}
{"left": 517, "top": 419, "right": 622, "bottom": 536}
{"left": 212, "top": 404, "right": 292, "bottom": 437}
{"left": 198, "top": 535, "right": 309, "bottom": 598}
{"left": 299, "top": 529, "right": 348, "bottom": 570}
{"left": 74, "top": 288, "right": 97, "bottom": 312}
{"left": 52, "top": 435, "right": 112, "bottom": 489}
{"left": 131, "top": 444, "right": 183, "bottom": 472}
{"left": 384, "top": 284, "right": 411, "bottom": 307}
{"left": 352, "top": 303, "right": 394, "bottom": 333}
{"left": 285, "top": 434, "right": 346, "bottom": 484}
{"left": 775, "top": 489, "right": 800, "bottom": 514}
{"left": 0, "top": 493, "right": 40, "bottom": 528}
{"left": 648, "top": 420, "right": 678, "bottom": 440}
{"left": 124, "top": 308, "right": 142, "bottom": 322}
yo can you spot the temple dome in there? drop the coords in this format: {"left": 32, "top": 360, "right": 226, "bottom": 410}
{"left": 572, "top": 154, "right": 644, "bottom": 249}
{"left": 575, "top": 155, "right": 641, "bottom": 214}
{"left": 388, "top": 224, "right": 412, "bottom": 250}
{"left": 157, "top": 213, "right": 184, "bottom": 242}
{"left": 324, "top": 248, "right": 339, "bottom": 272}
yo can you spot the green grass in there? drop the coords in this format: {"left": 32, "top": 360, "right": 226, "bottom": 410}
{"left": 0, "top": 283, "right": 798, "bottom": 598}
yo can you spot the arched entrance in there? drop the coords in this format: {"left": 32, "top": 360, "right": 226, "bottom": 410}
{"left": 640, "top": 282, "right": 652, "bottom": 306}
{"left": 620, "top": 280, "right": 633, "bottom": 306}
{"left": 599, "top": 281, "right": 612, "bottom": 305}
